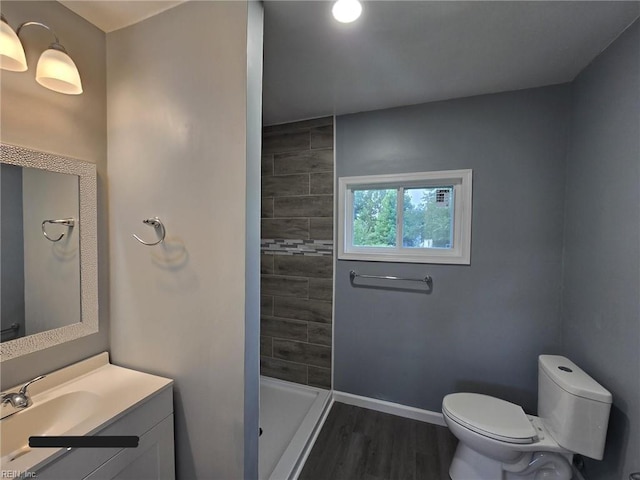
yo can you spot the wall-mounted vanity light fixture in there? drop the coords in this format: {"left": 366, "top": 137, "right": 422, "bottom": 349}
{"left": 0, "top": 14, "right": 82, "bottom": 95}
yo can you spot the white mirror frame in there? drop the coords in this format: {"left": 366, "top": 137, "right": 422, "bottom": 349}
{"left": 0, "top": 143, "right": 98, "bottom": 361}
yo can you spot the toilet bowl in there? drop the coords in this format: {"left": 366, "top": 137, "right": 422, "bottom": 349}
{"left": 443, "top": 393, "right": 573, "bottom": 479}
{"left": 442, "top": 355, "right": 612, "bottom": 480}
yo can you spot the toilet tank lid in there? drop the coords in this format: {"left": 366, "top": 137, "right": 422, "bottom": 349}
{"left": 539, "top": 355, "right": 612, "bottom": 404}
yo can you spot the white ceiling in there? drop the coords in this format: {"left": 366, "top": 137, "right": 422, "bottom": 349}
{"left": 56, "top": 1, "right": 639, "bottom": 126}
{"left": 263, "top": 1, "right": 639, "bottom": 125}
{"left": 58, "top": 1, "right": 186, "bottom": 33}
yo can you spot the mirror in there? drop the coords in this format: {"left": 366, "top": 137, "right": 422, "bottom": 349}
{"left": 0, "top": 143, "right": 97, "bottom": 361}
{"left": 1, "top": 164, "right": 80, "bottom": 341}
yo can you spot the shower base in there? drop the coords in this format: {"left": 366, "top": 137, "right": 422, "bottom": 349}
{"left": 259, "top": 376, "right": 331, "bottom": 480}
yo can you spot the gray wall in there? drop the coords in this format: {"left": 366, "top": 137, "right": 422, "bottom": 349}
{"left": 0, "top": 1, "right": 107, "bottom": 163}
{"left": 260, "top": 117, "right": 334, "bottom": 389}
{"left": 0, "top": 1, "right": 108, "bottom": 389}
{"left": 1, "top": 165, "right": 25, "bottom": 340}
{"left": 334, "top": 85, "right": 571, "bottom": 414}
{"left": 107, "top": 2, "right": 260, "bottom": 478}
{"left": 562, "top": 20, "right": 639, "bottom": 480}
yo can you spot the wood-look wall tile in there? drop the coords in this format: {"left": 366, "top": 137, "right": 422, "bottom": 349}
{"left": 263, "top": 131, "right": 310, "bottom": 154}
{"left": 262, "top": 174, "right": 309, "bottom": 197}
{"left": 260, "top": 255, "right": 274, "bottom": 275}
{"left": 261, "top": 198, "right": 274, "bottom": 218}
{"left": 260, "top": 336, "right": 273, "bottom": 357}
{"left": 309, "top": 218, "right": 334, "bottom": 240}
{"left": 274, "top": 149, "right": 334, "bottom": 175}
{"left": 260, "top": 295, "right": 273, "bottom": 316}
{"left": 308, "top": 366, "right": 331, "bottom": 389}
{"left": 263, "top": 117, "right": 332, "bottom": 135}
{"left": 261, "top": 219, "right": 309, "bottom": 239}
{"left": 274, "top": 297, "right": 332, "bottom": 323}
{"left": 308, "top": 278, "right": 333, "bottom": 301}
{"left": 261, "top": 154, "right": 274, "bottom": 176}
{"left": 260, "top": 119, "right": 335, "bottom": 388}
{"left": 274, "top": 255, "right": 333, "bottom": 278}
{"left": 310, "top": 173, "right": 333, "bottom": 195}
{"left": 308, "top": 322, "right": 332, "bottom": 346}
{"left": 261, "top": 316, "right": 308, "bottom": 341}
{"left": 273, "top": 339, "right": 331, "bottom": 368}
{"left": 310, "top": 125, "right": 333, "bottom": 149}
{"left": 260, "top": 356, "right": 307, "bottom": 384}
{"left": 274, "top": 195, "right": 333, "bottom": 218}
{"left": 261, "top": 275, "right": 309, "bottom": 298}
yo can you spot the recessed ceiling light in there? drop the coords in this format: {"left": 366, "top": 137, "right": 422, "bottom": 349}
{"left": 332, "top": 0, "right": 362, "bottom": 24}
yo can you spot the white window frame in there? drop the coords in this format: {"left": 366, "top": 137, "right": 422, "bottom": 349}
{"left": 338, "top": 169, "right": 472, "bottom": 264}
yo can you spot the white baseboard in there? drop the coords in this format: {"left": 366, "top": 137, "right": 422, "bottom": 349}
{"left": 333, "top": 391, "right": 446, "bottom": 427}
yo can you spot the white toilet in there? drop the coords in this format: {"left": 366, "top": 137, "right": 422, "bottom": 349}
{"left": 442, "top": 355, "right": 612, "bottom": 480}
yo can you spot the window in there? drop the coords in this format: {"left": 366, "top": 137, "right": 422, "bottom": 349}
{"left": 338, "top": 169, "right": 472, "bottom": 264}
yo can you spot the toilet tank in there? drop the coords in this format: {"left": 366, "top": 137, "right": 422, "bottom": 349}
{"left": 538, "top": 355, "right": 612, "bottom": 460}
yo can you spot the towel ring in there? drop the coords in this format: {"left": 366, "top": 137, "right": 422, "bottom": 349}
{"left": 42, "top": 218, "right": 75, "bottom": 242}
{"left": 133, "top": 217, "right": 166, "bottom": 246}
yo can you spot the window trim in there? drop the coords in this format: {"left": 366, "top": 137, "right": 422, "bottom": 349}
{"left": 338, "top": 169, "right": 472, "bottom": 264}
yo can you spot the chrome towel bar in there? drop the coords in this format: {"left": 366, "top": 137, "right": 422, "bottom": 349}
{"left": 349, "top": 270, "right": 432, "bottom": 285}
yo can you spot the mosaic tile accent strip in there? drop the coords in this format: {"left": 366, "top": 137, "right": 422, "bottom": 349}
{"left": 261, "top": 239, "right": 334, "bottom": 256}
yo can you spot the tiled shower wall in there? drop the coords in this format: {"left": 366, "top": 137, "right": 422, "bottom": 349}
{"left": 260, "top": 117, "right": 334, "bottom": 389}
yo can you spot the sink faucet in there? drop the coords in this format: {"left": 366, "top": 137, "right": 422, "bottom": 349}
{"left": 1, "top": 375, "right": 46, "bottom": 409}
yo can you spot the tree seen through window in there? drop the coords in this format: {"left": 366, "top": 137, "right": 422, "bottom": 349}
{"left": 352, "top": 187, "right": 453, "bottom": 249}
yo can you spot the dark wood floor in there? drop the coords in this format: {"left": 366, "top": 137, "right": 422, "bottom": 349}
{"left": 299, "top": 402, "right": 458, "bottom": 480}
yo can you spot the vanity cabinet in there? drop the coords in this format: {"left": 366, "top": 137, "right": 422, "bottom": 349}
{"left": 34, "top": 387, "right": 175, "bottom": 480}
{"left": 83, "top": 416, "right": 174, "bottom": 480}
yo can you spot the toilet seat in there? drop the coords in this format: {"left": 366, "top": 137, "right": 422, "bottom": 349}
{"left": 442, "top": 393, "right": 537, "bottom": 444}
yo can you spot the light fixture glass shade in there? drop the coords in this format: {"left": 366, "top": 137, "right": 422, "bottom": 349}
{"left": 332, "top": 0, "right": 362, "bottom": 23}
{"left": 0, "top": 19, "right": 27, "bottom": 71}
{"left": 36, "top": 46, "right": 82, "bottom": 95}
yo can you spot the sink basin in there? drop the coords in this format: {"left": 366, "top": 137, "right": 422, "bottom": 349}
{"left": 0, "top": 352, "right": 172, "bottom": 473}
{"left": 1, "top": 391, "right": 100, "bottom": 462}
